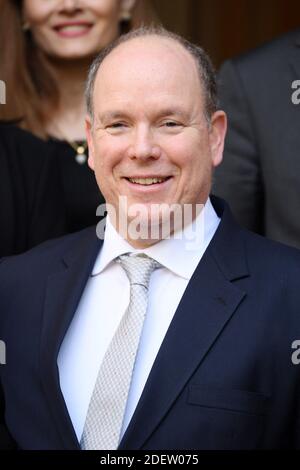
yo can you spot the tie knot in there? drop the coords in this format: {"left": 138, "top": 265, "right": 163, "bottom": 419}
{"left": 116, "top": 253, "right": 160, "bottom": 289}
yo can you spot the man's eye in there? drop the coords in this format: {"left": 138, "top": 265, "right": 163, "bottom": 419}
{"left": 162, "top": 121, "right": 184, "bottom": 129}
{"left": 164, "top": 121, "right": 178, "bottom": 127}
{"left": 108, "top": 122, "right": 125, "bottom": 129}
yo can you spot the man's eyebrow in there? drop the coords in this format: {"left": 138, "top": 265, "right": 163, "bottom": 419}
{"left": 155, "top": 108, "right": 189, "bottom": 119}
{"left": 96, "top": 111, "right": 127, "bottom": 122}
{"left": 97, "top": 108, "right": 189, "bottom": 122}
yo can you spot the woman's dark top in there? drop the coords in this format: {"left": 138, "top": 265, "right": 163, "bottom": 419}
{"left": 0, "top": 123, "right": 105, "bottom": 257}
{"left": 0, "top": 123, "right": 66, "bottom": 257}
{"left": 47, "top": 138, "right": 104, "bottom": 233}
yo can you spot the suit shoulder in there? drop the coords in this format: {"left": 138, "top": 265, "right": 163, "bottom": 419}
{"left": 243, "top": 228, "right": 300, "bottom": 274}
{"left": 0, "top": 226, "right": 97, "bottom": 277}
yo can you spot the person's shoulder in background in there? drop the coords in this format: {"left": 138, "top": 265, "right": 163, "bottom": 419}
{"left": 213, "top": 28, "right": 300, "bottom": 247}
{"left": 220, "top": 26, "right": 300, "bottom": 77}
{"left": 0, "top": 121, "right": 67, "bottom": 257}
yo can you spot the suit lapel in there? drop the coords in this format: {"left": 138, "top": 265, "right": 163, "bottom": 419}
{"left": 119, "top": 198, "right": 249, "bottom": 450}
{"left": 39, "top": 227, "right": 102, "bottom": 450}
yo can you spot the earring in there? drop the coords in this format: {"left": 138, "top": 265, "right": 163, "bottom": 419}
{"left": 22, "top": 22, "right": 30, "bottom": 32}
{"left": 121, "top": 11, "right": 131, "bottom": 22}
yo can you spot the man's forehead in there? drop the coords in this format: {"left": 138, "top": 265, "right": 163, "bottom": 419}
{"left": 95, "top": 35, "right": 199, "bottom": 85}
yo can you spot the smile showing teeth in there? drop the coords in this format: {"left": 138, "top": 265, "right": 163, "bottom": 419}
{"left": 57, "top": 25, "right": 90, "bottom": 32}
{"left": 127, "top": 177, "right": 168, "bottom": 185}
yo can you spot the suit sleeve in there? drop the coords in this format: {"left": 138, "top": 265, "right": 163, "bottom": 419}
{"left": 212, "top": 59, "right": 264, "bottom": 234}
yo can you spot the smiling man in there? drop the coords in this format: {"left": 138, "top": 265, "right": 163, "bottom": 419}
{"left": 85, "top": 31, "right": 226, "bottom": 246}
{"left": 1, "top": 27, "right": 300, "bottom": 451}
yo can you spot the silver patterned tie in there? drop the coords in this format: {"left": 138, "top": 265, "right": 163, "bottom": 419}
{"left": 80, "top": 253, "right": 160, "bottom": 450}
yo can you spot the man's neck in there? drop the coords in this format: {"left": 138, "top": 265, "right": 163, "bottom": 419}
{"left": 108, "top": 200, "right": 209, "bottom": 249}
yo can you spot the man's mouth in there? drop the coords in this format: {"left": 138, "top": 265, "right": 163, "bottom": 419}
{"left": 125, "top": 177, "right": 171, "bottom": 186}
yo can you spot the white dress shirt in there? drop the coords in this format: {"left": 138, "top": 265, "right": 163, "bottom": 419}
{"left": 58, "top": 197, "right": 220, "bottom": 442}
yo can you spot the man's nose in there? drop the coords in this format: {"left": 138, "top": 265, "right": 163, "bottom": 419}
{"left": 128, "top": 126, "right": 161, "bottom": 161}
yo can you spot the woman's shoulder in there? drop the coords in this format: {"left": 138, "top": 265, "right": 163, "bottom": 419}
{"left": 0, "top": 121, "right": 57, "bottom": 178}
{"left": 0, "top": 121, "right": 47, "bottom": 146}
{"left": 0, "top": 121, "right": 56, "bottom": 162}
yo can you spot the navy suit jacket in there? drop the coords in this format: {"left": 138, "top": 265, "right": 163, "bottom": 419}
{"left": 0, "top": 197, "right": 300, "bottom": 449}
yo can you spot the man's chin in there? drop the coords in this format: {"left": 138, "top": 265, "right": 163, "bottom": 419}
{"left": 118, "top": 203, "right": 184, "bottom": 245}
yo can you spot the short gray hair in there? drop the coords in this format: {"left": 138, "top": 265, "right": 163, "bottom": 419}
{"left": 85, "top": 25, "right": 218, "bottom": 122}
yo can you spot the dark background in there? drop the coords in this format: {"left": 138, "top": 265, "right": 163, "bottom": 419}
{"left": 146, "top": 0, "right": 300, "bottom": 67}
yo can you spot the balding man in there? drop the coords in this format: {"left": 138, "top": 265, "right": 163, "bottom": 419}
{"left": 0, "top": 27, "right": 300, "bottom": 450}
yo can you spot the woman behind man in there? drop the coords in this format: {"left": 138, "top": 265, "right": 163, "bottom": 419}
{"left": 0, "top": 0, "right": 152, "bottom": 234}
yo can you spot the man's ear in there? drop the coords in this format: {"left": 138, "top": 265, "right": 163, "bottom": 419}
{"left": 209, "top": 110, "right": 227, "bottom": 168}
{"left": 85, "top": 115, "right": 95, "bottom": 171}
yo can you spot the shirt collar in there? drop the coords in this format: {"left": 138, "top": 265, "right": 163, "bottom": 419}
{"left": 91, "top": 197, "right": 220, "bottom": 280}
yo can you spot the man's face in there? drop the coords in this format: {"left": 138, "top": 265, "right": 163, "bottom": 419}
{"left": 87, "top": 36, "right": 226, "bottom": 245}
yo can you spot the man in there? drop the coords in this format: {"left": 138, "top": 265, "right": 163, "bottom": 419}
{"left": 213, "top": 28, "right": 300, "bottom": 249}
{"left": 0, "top": 27, "right": 300, "bottom": 450}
